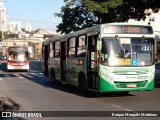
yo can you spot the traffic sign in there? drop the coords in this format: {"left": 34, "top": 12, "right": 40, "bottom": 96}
{"left": 132, "top": 59, "right": 138, "bottom": 66}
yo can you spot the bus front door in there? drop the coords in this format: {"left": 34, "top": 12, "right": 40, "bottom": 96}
{"left": 87, "top": 35, "right": 98, "bottom": 90}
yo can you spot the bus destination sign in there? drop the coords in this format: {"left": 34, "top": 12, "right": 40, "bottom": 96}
{"left": 103, "top": 25, "right": 153, "bottom": 34}
{"left": 8, "top": 47, "right": 27, "bottom": 51}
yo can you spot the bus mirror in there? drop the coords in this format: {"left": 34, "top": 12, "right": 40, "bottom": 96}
{"left": 97, "top": 41, "right": 102, "bottom": 50}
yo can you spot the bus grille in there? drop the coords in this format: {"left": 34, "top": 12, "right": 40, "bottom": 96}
{"left": 114, "top": 81, "right": 148, "bottom": 88}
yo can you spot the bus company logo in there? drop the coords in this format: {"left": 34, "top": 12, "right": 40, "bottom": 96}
{"left": 126, "top": 76, "right": 136, "bottom": 79}
{"left": 2, "top": 112, "right": 11, "bottom": 117}
{"left": 2, "top": 112, "right": 42, "bottom": 118}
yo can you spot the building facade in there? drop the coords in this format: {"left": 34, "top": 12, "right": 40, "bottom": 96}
{"left": 8, "top": 21, "right": 22, "bottom": 33}
{"left": 26, "top": 22, "right": 32, "bottom": 32}
{"left": 0, "top": 2, "right": 7, "bottom": 32}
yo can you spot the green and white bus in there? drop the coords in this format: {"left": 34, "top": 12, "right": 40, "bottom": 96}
{"left": 42, "top": 22, "right": 156, "bottom": 95}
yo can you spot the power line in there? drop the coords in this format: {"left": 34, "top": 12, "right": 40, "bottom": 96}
{"left": 0, "top": 1, "right": 7, "bottom": 2}
{"left": 8, "top": 17, "right": 60, "bottom": 24}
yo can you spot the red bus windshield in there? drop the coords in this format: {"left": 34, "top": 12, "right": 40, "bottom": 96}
{"left": 7, "top": 47, "right": 29, "bottom": 62}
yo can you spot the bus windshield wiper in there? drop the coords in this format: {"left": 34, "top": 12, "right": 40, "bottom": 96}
{"left": 115, "top": 35, "right": 125, "bottom": 57}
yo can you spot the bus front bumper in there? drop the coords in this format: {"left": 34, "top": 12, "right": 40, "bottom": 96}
{"left": 99, "top": 77, "right": 155, "bottom": 92}
{"left": 7, "top": 64, "right": 29, "bottom": 70}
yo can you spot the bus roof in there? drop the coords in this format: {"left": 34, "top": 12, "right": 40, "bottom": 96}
{"left": 6, "top": 46, "right": 28, "bottom": 51}
{"left": 7, "top": 46, "right": 27, "bottom": 48}
{"left": 104, "top": 22, "right": 151, "bottom": 26}
{"left": 43, "top": 25, "right": 99, "bottom": 44}
{"left": 43, "top": 22, "right": 152, "bottom": 44}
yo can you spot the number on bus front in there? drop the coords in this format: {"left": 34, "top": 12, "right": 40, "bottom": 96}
{"left": 137, "top": 76, "right": 148, "bottom": 80}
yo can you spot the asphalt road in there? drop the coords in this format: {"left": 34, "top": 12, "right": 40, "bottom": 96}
{"left": 0, "top": 60, "right": 160, "bottom": 120}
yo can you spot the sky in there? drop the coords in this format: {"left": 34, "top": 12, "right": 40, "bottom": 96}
{"left": 4, "top": 0, "right": 65, "bottom": 31}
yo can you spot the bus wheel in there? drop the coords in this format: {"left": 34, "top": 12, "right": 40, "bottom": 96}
{"left": 78, "top": 74, "right": 88, "bottom": 95}
{"left": 51, "top": 70, "right": 56, "bottom": 85}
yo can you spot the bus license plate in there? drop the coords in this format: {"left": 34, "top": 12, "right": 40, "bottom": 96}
{"left": 14, "top": 66, "right": 22, "bottom": 69}
{"left": 127, "top": 84, "right": 136, "bottom": 88}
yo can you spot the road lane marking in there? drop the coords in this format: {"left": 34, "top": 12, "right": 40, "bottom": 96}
{"left": 4, "top": 74, "right": 11, "bottom": 79}
{"left": 24, "top": 74, "right": 34, "bottom": 78}
{"left": 37, "top": 73, "right": 43, "bottom": 77}
{"left": 18, "top": 76, "right": 24, "bottom": 79}
{"left": 2, "top": 73, "right": 44, "bottom": 80}
{"left": 30, "top": 73, "right": 43, "bottom": 77}
{"left": 14, "top": 74, "right": 20, "bottom": 76}
{"left": 111, "top": 104, "right": 133, "bottom": 111}
{"left": 4, "top": 74, "right": 10, "bottom": 77}
{"left": 38, "top": 73, "right": 43, "bottom": 75}
{"left": 14, "top": 74, "right": 24, "bottom": 79}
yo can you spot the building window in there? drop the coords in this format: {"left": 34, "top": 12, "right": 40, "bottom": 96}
{"left": 149, "top": 17, "right": 155, "bottom": 22}
{"left": 54, "top": 41, "right": 60, "bottom": 57}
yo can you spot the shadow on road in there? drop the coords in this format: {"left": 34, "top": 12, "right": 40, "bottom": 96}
{"left": 0, "top": 97, "right": 26, "bottom": 120}
{"left": 0, "top": 62, "right": 8, "bottom": 72}
{"left": 29, "top": 60, "right": 42, "bottom": 72}
{"left": 0, "top": 60, "right": 149, "bottom": 98}
{"left": 155, "top": 82, "right": 160, "bottom": 88}
{"left": 31, "top": 79, "right": 135, "bottom": 98}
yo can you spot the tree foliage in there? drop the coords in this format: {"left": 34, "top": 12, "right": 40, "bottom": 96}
{"left": 116, "top": 0, "right": 160, "bottom": 21}
{"left": 0, "top": 31, "right": 10, "bottom": 40}
{"left": 55, "top": 0, "right": 98, "bottom": 34}
{"left": 55, "top": 0, "right": 160, "bottom": 34}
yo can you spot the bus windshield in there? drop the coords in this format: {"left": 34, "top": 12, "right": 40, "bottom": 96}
{"left": 101, "top": 37, "right": 154, "bottom": 66}
{"left": 8, "top": 51, "right": 29, "bottom": 62}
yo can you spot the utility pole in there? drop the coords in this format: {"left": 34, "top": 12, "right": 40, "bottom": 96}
{"left": 2, "top": 27, "right": 4, "bottom": 40}
{"left": 1, "top": 19, "right": 4, "bottom": 40}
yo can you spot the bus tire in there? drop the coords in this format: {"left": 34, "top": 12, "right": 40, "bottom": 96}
{"left": 78, "top": 73, "right": 88, "bottom": 96}
{"left": 51, "top": 69, "right": 57, "bottom": 85}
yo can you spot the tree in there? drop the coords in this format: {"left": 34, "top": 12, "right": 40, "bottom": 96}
{"left": 85, "top": 0, "right": 160, "bottom": 22}
{"left": 55, "top": 0, "right": 160, "bottom": 34}
{"left": 115, "top": 0, "right": 160, "bottom": 21}
{"left": 0, "top": 31, "right": 11, "bottom": 41}
{"left": 55, "top": 0, "right": 98, "bottom": 34}
{"left": 84, "top": 0, "right": 123, "bottom": 22}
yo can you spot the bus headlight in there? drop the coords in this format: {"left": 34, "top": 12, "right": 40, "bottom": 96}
{"left": 100, "top": 72, "right": 113, "bottom": 83}
{"left": 149, "top": 74, "right": 154, "bottom": 80}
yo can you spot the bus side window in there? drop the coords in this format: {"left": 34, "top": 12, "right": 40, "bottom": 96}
{"left": 77, "top": 35, "right": 86, "bottom": 57}
{"left": 54, "top": 41, "right": 60, "bottom": 57}
{"left": 50, "top": 43, "right": 54, "bottom": 57}
{"left": 68, "top": 38, "right": 76, "bottom": 57}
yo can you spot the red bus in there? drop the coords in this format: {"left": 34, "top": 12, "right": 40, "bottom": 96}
{"left": 6, "top": 46, "right": 30, "bottom": 71}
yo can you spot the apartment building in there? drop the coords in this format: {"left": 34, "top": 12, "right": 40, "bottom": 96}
{"left": 8, "top": 21, "right": 22, "bottom": 33}
{"left": 0, "top": 2, "right": 7, "bottom": 32}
